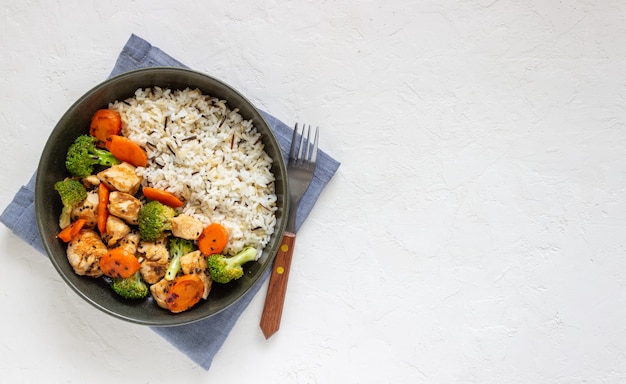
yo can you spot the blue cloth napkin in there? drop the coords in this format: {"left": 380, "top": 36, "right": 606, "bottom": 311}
{"left": 0, "top": 34, "right": 340, "bottom": 370}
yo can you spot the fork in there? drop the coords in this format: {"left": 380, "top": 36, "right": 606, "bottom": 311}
{"left": 260, "top": 123, "right": 319, "bottom": 339}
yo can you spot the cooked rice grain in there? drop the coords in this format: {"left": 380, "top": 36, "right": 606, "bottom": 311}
{"left": 109, "top": 87, "right": 277, "bottom": 256}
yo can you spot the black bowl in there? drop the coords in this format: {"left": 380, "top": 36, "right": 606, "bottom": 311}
{"left": 35, "top": 67, "right": 288, "bottom": 326}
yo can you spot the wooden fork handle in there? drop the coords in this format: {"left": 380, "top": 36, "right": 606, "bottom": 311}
{"left": 260, "top": 231, "right": 296, "bottom": 339}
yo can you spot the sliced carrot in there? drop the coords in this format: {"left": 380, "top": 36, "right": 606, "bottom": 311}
{"left": 105, "top": 135, "right": 148, "bottom": 167}
{"left": 165, "top": 274, "right": 205, "bottom": 313}
{"left": 143, "top": 186, "right": 184, "bottom": 208}
{"left": 197, "top": 222, "right": 229, "bottom": 256}
{"left": 90, "top": 109, "right": 122, "bottom": 146}
{"left": 97, "top": 183, "right": 110, "bottom": 235}
{"left": 99, "top": 248, "right": 140, "bottom": 279}
{"left": 57, "top": 218, "right": 87, "bottom": 242}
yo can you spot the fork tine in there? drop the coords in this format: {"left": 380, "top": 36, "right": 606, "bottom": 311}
{"left": 297, "top": 124, "right": 308, "bottom": 165}
{"left": 289, "top": 123, "right": 299, "bottom": 163}
{"left": 310, "top": 126, "right": 319, "bottom": 166}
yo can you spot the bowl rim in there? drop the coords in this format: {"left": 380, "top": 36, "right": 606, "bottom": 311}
{"left": 35, "top": 66, "right": 289, "bottom": 326}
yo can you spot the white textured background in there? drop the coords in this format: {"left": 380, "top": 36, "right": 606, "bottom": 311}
{"left": 2, "top": 1, "right": 626, "bottom": 383}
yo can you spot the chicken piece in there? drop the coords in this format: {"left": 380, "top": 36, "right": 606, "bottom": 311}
{"left": 70, "top": 190, "right": 99, "bottom": 229}
{"left": 137, "top": 237, "right": 169, "bottom": 284}
{"left": 118, "top": 231, "right": 141, "bottom": 254}
{"left": 107, "top": 191, "right": 142, "bottom": 225}
{"left": 150, "top": 278, "right": 174, "bottom": 310}
{"left": 137, "top": 237, "right": 168, "bottom": 260}
{"left": 81, "top": 175, "right": 101, "bottom": 189}
{"left": 97, "top": 162, "right": 143, "bottom": 195}
{"left": 102, "top": 215, "right": 130, "bottom": 246}
{"left": 170, "top": 214, "right": 204, "bottom": 240}
{"left": 66, "top": 229, "right": 107, "bottom": 277}
{"left": 180, "top": 250, "right": 212, "bottom": 299}
{"left": 139, "top": 259, "right": 169, "bottom": 285}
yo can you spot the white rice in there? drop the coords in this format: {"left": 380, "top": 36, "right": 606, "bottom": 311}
{"left": 109, "top": 87, "right": 277, "bottom": 256}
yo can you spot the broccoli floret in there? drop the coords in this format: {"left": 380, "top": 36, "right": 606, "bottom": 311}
{"left": 53, "top": 179, "right": 88, "bottom": 229}
{"left": 138, "top": 200, "right": 177, "bottom": 241}
{"left": 65, "top": 134, "right": 120, "bottom": 177}
{"left": 207, "top": 246, "right": 258, "bottom": 284}
{"left": 110, "top": 271, "right": 149, "bottom": 299}
{"left": 165, "top": 237, "right": 197, "bottom": 280}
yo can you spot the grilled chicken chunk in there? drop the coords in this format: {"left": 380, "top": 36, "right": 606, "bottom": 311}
{"left": 81, "top": 175, "right": 101, "bottom": 189}
{"left": 66, "top": 229, "right": 107, "bottom": 277}
{"left": 150, "top": 278, "right": 174, "bottom": 310}
{"left": 170, "top": 214, "right": 204, "bottom": 240}
{"left": 103, "top": 215, "right": 130, "bottom": 246}
{"left": 137, "top": 237, "right": 169, "bottom": 284}
{"left": 97, "top": 162, "right": 143, "bottom": 195}
{"left": 180, "top": 250, "right": 212, "bottom": 299}
{"left": 108, "top": 191, "right": 142, "bottom": 225}
{"left": 118, "top": 231, "right": 141, "bottom": 254}
{"left": 70, "top": 190, "right": 99, "bottom": 228}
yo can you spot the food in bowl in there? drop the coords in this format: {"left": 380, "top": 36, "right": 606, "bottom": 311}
{"left": 54, "top": 86, "right": 278, "bottom": 314}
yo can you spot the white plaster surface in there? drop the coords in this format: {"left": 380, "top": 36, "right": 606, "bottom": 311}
{"left": 2, "top": 0, "right": 626, "bottom": 382}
